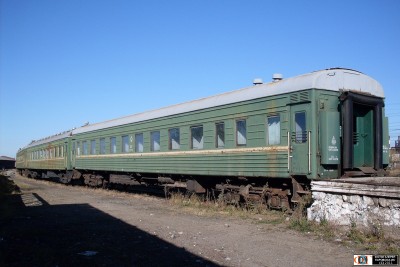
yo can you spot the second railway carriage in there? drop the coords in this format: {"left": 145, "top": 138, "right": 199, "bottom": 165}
{"left": 16, "top": 131, "right": 72, "bottom": 178}
{"left": 16, "top": 68, "right": 390, "bottom": 209}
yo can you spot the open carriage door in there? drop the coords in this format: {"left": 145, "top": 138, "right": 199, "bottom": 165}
{"left": 340, "top": 91, "right": 384, "bottom": 176}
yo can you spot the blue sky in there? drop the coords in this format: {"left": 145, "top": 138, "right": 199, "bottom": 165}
{"left": 1, "top": 0, "right": 399, "bottom": 157}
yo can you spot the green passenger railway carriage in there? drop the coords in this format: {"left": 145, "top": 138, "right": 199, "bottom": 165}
{"left": 16, "top": 68, "right": 390, "bottom": 209}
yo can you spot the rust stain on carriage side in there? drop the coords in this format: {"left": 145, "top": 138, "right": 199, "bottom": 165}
{"left": 75, "top": 146, "right": 289, "bottom": 159}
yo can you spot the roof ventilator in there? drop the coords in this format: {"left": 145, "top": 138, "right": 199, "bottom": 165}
{"left": 272, "top": 73, "right": 283, "bottom": 82}
{"left": 253, "top": 78, "right": 263, "bottom": 85}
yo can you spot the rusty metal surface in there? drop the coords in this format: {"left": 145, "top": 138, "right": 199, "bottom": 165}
{"left": 187, "top": 180, "right": 206, "bottom": 193}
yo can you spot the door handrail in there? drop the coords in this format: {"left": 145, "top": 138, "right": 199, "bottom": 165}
{"left": 308, "top": 131, "right": 311, "bottom": 174}
{"left": 287, "top": 131, "right": 290, "bottom": 172}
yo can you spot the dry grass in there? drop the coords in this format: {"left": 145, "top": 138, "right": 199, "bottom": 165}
{"left": 14, "top": 173, "right": 400, "bottom": 254}
{"left": 169, "top": 192, "right": 400, "bottom": 254}
{"left": 168, "top": 192, "right": 286, "bottom": 224}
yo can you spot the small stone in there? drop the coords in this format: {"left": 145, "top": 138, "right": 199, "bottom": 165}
{"left": 225, "top": 257, "right": 231, "bottom": 261}
{"left": 224, "top": 223, "right": 230, "bottom": 228}
{"left": 349, "top": 195, "right": 361, "bottom": 204}
{"left": 379, "top": 198, "right": 388, "bottom": 208}
{"left": 362, "top": 196, "right": 374, "bottom": 206}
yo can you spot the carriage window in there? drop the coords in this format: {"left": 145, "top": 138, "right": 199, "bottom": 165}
{"left": 135, "top": 133, "right": 144, "bottom": 152}
{"left": 77, "top": 142, "right": 81, "bottom": 156}
{"left": 169, "top": 128, "right": 180, "bottom": 150}
{"left": 83, "top": 141, "right": 88, "bottom": 155}
{"left": 236, "top": 119, "right": 247, "bottom": 146}
{"left": 91, "top": 140, "right": 96, "bottom": 155}
{"left": 151, "top": 131, "right": 160, "bottom": 151}
{"left": 268, "top": 116, "right": 281, "bottom": 145}
{"left": 110, "top": 137, "right": 117, "bottom": 153}
{"left": 122, "top": 135, "right": 129, "bottom": 153}
{"left": 191, "top": 125, "right": 204, "bottom": 149}
{"left": 216, "top": 122, "right": 225, "bottom": 148}
{"left": 100, "top": 138, "right": 106, "bottom": 154}
{"left": 295, "top": 112, "right": 307, "bottom": 143}
{"left": 60, "top": 146, "right": 64, "bottom": 158}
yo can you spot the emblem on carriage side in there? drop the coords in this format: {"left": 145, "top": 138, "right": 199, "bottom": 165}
{"left": 331, "top": 136, "right": 336, "bottom": 145}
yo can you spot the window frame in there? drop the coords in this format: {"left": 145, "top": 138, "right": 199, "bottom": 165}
{"left": 191, "top": 125, "right": 204, "bottom": 150}
{"left": 267, "top": 115, "right": 281, "bottom": 145}
{"left": 91, "top": 139, "right": 96, "bottom": 155}
{"left": 77, "top": 141, "right": 81, "bottom": 156}
{"left": 236, "top": 119, "right": 247, "bottom": 146}
{"left": 168, "top": 128, "right": 180, "bottom": 150}
{"left": 110, "top": 137, "right": 117, "bottom": 154}
{"left": 295, "top": 111, "right": 307, "bottom": 143}
{"left": 82, "top": 141, "right": 88, "bottom": 155}
{"left": 150, "top": 131, "right": 161, "bottom": 152}
{"left": 122, "top": 135, "right": 129, "bottom": 153}
{"left": 215, "top": 122, "right": 225, "bottom": 148}
{"left": 100, "top": 138, "right": 106, "bottom": 154}
{"left": 135, "top": 133, "right": 144, "bottom": 153}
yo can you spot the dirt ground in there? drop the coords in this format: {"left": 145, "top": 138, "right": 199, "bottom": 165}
{"left": 1, "top": 172, "right": 368, "bottom": 267}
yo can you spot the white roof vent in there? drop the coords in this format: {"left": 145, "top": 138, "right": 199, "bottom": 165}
{"left": 253, "top": 78, "right": 263, "bottom": 85}
{"left": 272, "top": 73, "right": 283, "bottom": 82}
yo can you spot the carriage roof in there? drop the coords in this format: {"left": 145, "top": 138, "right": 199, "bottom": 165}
{"left": 72, "top": 68, "right": 383, "bottom": 135}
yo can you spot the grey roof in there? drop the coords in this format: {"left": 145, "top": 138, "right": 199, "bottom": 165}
{"left": 72, "top": 68, "right": 384, "bottom": 135}
{"left": 23, "top": 130, "right": 72, "bottom": 149}
{"left": 0, "top": 156, "right": 15, "bottom": 161}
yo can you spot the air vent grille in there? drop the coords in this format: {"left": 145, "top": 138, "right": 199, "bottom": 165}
{"left": 290, "top": 91, "right": 310, "bottom": 103}
{"left": 300, "top": 91, "right": 310, "bottom": 102}
{"left": 290, "top": 94, "right": 299, "bottom": 103}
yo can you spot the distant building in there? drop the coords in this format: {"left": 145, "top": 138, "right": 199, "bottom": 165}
{"left": 0, "top": 156, "right": 15, "bottom": 170}
{"left": 390, "top": 137, "right": 400, "bottom": 169}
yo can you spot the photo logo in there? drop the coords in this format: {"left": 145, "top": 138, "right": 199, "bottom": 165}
{"left": 354, "top": 255, "right": 372, "bottom": 265}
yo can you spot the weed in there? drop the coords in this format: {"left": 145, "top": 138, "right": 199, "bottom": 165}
{"left": 168, "top": 191, "right": 400, "bottom": 255}
{"left": 289, "top": 217, "right": 313, "bottom": 232}
{"left": 347, "top": 222, "right": 366, "bottom": 244}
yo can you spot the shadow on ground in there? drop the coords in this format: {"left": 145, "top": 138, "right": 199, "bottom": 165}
{"left": 0, "top": 176, "right": 220, "bottom": 267}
